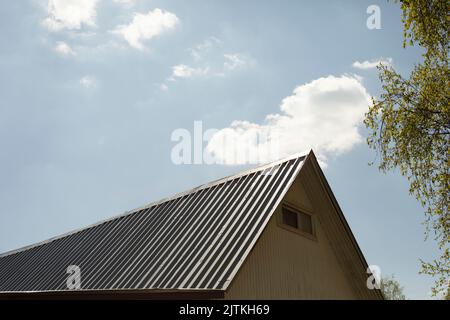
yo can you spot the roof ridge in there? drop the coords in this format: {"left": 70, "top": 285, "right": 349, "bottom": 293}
{"left": 0, "top": 152, "right": 309, "bottom": 259}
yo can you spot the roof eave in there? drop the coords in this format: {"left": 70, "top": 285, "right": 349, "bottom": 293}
{"left": 0, "top": 288, "right": 225, "bottom": 300}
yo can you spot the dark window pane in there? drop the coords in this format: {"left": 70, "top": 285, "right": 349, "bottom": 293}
{"left": 282, "top": 206, "right": 313, "bottom": 236}
{"left": 298, "top": 211, "right": 313, "bottom": 235}
{"left": 282, "top": 207, "right": 298, "bottom": 229}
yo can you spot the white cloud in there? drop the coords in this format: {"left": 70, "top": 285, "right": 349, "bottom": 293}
{"left": 223, "top": 53, "right": 252, "bottom": 71}
{"left": 113, "top": 0, "right": 137, "bottom": 9}
{"left": 172, "top": 64, "right": 209, "bottom": 78}
{"left": 206, "top": 75, "right": 372, "bottom": 165}
{"left": 114, "top": 0, "right": 136, "bottom": 4}
{"left": 54, "top": 41, "right": 75, "bottom": 56}
{"left": 164, "top": 37, "right": 255, "bottom": 89}
{"left": 170, "top": 52, "right": 252, "bottom": 81}
{"left": 112, "top": 9, "right": 179, "bottom": 49}
{"left": 42, "top": 0, "right": 98, "bottom": 31}
{"left": 80, "top": 75, "right": 97, "bottom": 89}
{"left": 189, "top": 36, "right": 222, "bottom": 61}
{"left": 352, "top": 57, "right": 393, "bottom": 70}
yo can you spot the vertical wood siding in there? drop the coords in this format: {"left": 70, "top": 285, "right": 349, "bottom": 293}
{"left": 225, "top": 175, "right": 366, "bottom": 299}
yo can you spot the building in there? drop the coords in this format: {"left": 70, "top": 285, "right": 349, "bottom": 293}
{"left": 0, "top": 151, "right": 383, "bottom": 299}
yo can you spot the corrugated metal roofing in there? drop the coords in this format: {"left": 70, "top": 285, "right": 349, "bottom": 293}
{"left": 0, "top": 154, "right": 306, "bottom": 292}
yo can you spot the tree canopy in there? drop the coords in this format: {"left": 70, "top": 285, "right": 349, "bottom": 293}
{"left": 364, "top": 0, "right": 449, "bottom": 297}
{"left": 381, "top": 275, "right": 407, "bottom": 300}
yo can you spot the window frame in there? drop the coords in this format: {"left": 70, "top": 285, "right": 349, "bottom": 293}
{"left": 277, "top": 203, "right": 317, "bottom": 241}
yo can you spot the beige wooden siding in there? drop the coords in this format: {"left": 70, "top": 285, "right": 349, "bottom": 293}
{"left": 225, "top": 177, "right": 358, "bottom": 299}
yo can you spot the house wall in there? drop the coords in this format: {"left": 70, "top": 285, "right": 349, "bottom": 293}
{"left": 224, "top": 177, "right": 359, "bottom": 299}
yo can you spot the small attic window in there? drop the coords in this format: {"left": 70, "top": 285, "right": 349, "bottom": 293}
{"left": 281, "top": 205, "right": 314, "bottom": 238}
{"left": 282, "top": 207, "right": 298, "bottom": 229}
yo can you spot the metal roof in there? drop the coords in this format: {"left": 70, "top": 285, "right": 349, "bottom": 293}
{"left": 0, "top": 154, "right": 306, "bottom": 292}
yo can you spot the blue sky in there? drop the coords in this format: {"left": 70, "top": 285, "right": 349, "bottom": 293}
{"left": 0, "top": 0, "right": 439, "bottom": 299}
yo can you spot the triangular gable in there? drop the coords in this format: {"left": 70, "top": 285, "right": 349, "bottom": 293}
{"left": 225, "top": 152, "right": 383, "bottom": 299}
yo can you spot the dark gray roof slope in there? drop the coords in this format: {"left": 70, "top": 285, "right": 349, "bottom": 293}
{"left": 0, "top": 154, "right": 305, "bottom": 292}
